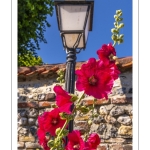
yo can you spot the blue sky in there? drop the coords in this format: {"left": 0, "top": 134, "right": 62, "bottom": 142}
{"left": 37, "top": 0, "right": 132, "bottom": 64}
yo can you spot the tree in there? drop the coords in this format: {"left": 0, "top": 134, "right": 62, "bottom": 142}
{"left": 18, "top": 0, "right": 54, "bottom": 66}
{"left": 18, "top": 51, "right": 43, "bottom": 67}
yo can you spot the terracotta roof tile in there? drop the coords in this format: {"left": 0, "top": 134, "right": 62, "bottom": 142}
{"left": 18, "top": 56, "right": 132, "bottom": 81}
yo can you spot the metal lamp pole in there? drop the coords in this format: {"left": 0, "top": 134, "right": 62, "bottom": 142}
{"left": 54, "top": 0, "right": 94, "bottom": 145}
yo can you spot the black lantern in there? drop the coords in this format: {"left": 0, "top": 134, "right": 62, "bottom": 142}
{"left": 54, "top": 0, "right": 94, "bottom": 140}
{"left": 54, "top": 0, "right": 94, "bottom": 50}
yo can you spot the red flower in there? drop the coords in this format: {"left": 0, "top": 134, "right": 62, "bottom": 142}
{"left": 86, "top": 133, "right": 101, "bottom": 149}
{"left": 38, "top": 111, "right": 49, "bottom": 130}
{"left": 54, "top": 85, "right": 72, "bottom": 114}
{"left": 37, "top": 128, "right": 50, "bottom": 150}
{"left": 98, "top": 60, "right": 120, "bottom": 81}
{"left": 66, "top": 130, "right": 85, "bottom": 150}
{"left": 38, "top": 108, "right": 66, "bottom": 136}
{"left": 75, "top": 58, "right": 116, "bottom": 99}
{"left": 97, "top": 43, "right": 116, "bottom": 66}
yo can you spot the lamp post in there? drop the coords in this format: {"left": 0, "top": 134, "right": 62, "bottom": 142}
{"left": 54, "top": 0, "right": 94, "bottom": 140}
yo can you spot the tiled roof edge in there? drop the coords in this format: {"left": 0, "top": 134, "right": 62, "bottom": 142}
{"left": 18, "top": 56, "right": 132, "bottom": 81}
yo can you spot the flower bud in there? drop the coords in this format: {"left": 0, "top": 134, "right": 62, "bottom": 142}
{"left": 47, "top": 140, "right": 54, "bottom": 147}
{"left": 61, "top": 79, "right": 65, "bottom": 83}
{"left": 118, "top": 12, "right": 122, "bottom": 16}
{"left": 118, "top": 39, "right": 124, "bottom": 44}
{"left": 60, "top": 74, "right": 64, "bottom": 78}
{"left": 118, "top": 23, "right": 124, "bottom": 29}
{"left": 51, "top": 103, "right": 57, "bottom": 108}
{"left": 114, "top": 22, "right": 117, "bottom": 27}
{"left": 119, "top": 34, "right": 124, "bottom": 39}
{"left": 80, "top": 106, "right": 89, "bottom": 113}
{"left": 59, "top": 112, "right": 67, "bottom": 120}
{"left": 70, "top": 94, "right": 78, "bottom": 102}
{"left": 116, "top": 9, "right": 122, "bottom": 14}
{"left": 62, "top": 129, "right": 69, "bottom": 136}
{"left": 55, "top": 128, "right": 61, "bottom": 135}
{"left": 56, "top": 77, "right": 61, "bottom": 81}
{"left": 114, "top": 15, "right": 118, "bottom": 19}
{"left": 111, "top": 34, "right": 117, "bottom": 41}
{"left": 111, "top": 28, "right": 118, "bottom": 33}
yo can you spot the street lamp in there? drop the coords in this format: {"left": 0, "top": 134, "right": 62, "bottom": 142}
{"left": 54, "top": 0, "right": 94, "bottom": 135}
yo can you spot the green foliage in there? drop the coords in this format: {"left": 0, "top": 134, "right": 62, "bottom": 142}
{"left": 18, "top": 52, "right": 43, "bottom": 67}
{"left": 18, "top": 0, "right": 54, "bottom": 66}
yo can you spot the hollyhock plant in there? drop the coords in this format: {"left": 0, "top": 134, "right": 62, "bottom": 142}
{"left": 66, "top": 130, "right": 85, "bottom": 150}
{"left": 97, "top": 43, "right": 117, "bottom": 66}
{"left": 54, "top": 85, "right": 73, "bottom": 114}
{"left": 38, "top": 108, "right": 66, "bottom": 136}
{"left": 75, "top": 58, "right": 117, "bottom": 99}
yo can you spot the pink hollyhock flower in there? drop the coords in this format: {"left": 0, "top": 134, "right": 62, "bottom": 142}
{"left": 54, "top": 85, "right": 72, "bottom": 114}
{"left": 97, "top": 43, "right": 117, "bottom": 66}
{"left": 66, "top": 130, "right": 85, "bottom": 150}
{"left": 98, "top": 60, "right": 120, "bottom": 81}
{"left": 75, "top": 58, "right": 116, "bottom": 99}
{"left": 37, "top": 128, "right": 50, "bottom": 150}
{"left": 38, "top": 108, "right": 66, "bottom": 136}
{"left": 38, "top": 111, "right": 49, "bottom": 130}
{"left": 86, "top": 133, "right": 101, "bottom": 149}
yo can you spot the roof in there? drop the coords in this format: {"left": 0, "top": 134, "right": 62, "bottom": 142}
{"left": 18, "top": 56, "right": 132, "bottom": 82}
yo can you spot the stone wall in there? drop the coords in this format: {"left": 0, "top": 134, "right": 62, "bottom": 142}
{"left": 18, "top": 68, "right": 132, "bottom": 150}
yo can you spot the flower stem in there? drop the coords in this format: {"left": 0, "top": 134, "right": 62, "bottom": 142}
{"left": 113, "top": 41, "right": 116, "bottom": 47}
{"left": 72, "top": 92, "right": 85, "bottom": 113}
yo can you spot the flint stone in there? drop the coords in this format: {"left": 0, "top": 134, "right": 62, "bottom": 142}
{"left": 93, "top": 116, "right": 104, "bottom": 124}
{"left": 109, "top": 126, "right": 118, "bottom": 138}
{"left": 124, "top": 104, "right": 132, "bottom": 115}
{"left": 113, "top": 82, "right": 120, "bottom": 87}
{"left": 28, "top": 95, "right": 33, "bottom": 99}
{"left": 18, "top": 95, "right": 27, "bottom": 102}
{"left": 118, "top": 125, "right": 132, "bottom": 136}
{"left": 18, "top": 127, "right": 28, "bottom": 136}
{"left": 74, "top": 121, "right": 89, "bottom": 134}
{"left": 105, "top": 115, "right": 116, "bottom": 124}
{"left": 37, "top": 93, "right": 45, "bottom": 101}
{"left": 28, "top": 118, "right": 36, "bottom": 125}
{"left": 18, "top": 142, "right": 25, "bottom": 148}
{"left": 97, "top": 123, "right": 106, "bottom": 135}
{"left": 27, "top": 108, "right": 38, "bottom": 117}
{"left": 104, "top": 104, "right": 115, "bottom": 111}
{"left": 18, "top": 109, "right": 28, "bottom": 117}
{"left": 110, "top": 106, "right": 124, "bottom": 116}
{"left": 90, "top": 123, "right": 99, "bottom": 132}
{"left": 29, "top": 126, "right": 37, "bottom": 136}
{"left": 117, "top": 115, "right": 132, "bottom": 125}
{"left": 101, "top": 124, "right": 118, "bottom": 139}
{"left": 99, "top": 106, "right": 109, "bottom": 115}
{"left": 116, "top": 87, "right": 126, "bottom": 95}
{"left": 25, "top": 142, "right": 41, "bottom": 148}
{"left": 33, "top": 93, "right": 38, "bottom": 100}
{"left": 45, "top": 93, "right": 55, "bottom": 100}
{"left": 18, "top": 117, "right": 28, "bottom": 126}
{"left": 45, "top": 86, "right": 51, "bottom": 93}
